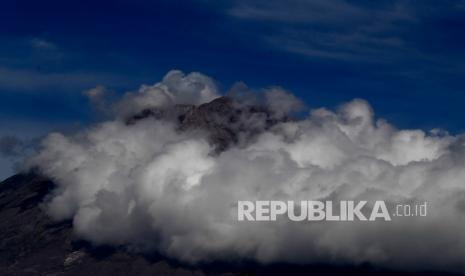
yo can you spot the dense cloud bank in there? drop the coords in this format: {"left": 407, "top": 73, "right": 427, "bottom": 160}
{"left": 28, "top": 70, "right": 465, "bottom": 272}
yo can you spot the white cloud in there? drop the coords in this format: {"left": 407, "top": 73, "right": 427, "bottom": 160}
{"left": 27, "top": 70, "right": 465, "bottom": 272}
{"left": 116, "top": 70, "right": 219, "bottom": 117}
{"left": 265, "top": 87, "right": 304, "bottom": 117}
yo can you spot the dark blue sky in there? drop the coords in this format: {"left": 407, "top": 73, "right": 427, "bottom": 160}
{"left": 1, "top": 0, "right": 465, "bottom": 138}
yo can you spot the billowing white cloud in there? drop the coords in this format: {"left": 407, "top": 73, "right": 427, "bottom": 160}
{"left": 27, "top": 71, "right": 465, "bottom": 272}
{"left": 265, "top": 87, "right": 304, "bottom": 117}
{"left": 116, "top": 70, "right": 219, "bottom": 117}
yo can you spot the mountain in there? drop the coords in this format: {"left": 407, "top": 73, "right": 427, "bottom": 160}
{"left": 128, "top": 96, "right": 282, "bottom": 152}
{"left": 0, "top": 97, "right": 459, "bottom": 276}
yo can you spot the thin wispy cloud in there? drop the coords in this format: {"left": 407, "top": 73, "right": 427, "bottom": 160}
{"left": 0, "top": 135, "right": 24, "bottom": 157}
{"left": 0, "top": 66, "right": 128, "bottom": 91}
{"left": 226, "top": 0, "right": 450, "bottom": 63}
{"left": 30, "top": 38, "right": 57, "bottom": 50}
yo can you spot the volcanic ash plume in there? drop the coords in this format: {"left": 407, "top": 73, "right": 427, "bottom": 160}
{"left": 28, "top": 70, "right": 465, "bottom": 272}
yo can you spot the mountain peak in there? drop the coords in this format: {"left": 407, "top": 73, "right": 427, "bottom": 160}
{"left": 128, "top": 96, "right": 281, "bottom": 152}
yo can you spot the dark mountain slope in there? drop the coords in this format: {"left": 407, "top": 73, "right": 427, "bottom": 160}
{"left": 0, "top": 173, "right": 208, "bottom": 275}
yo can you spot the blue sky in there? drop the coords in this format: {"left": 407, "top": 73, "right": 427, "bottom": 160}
{"left": 1, "top": 0, "right": 465, "bottom": 178}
